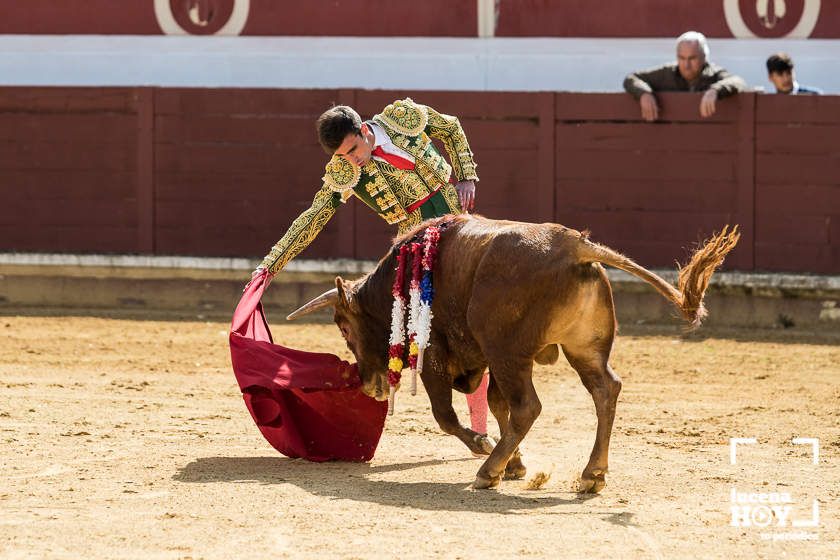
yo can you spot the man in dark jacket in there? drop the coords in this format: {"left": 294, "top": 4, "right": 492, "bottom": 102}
{"left": 623, "top": 31, "right": 746, "bottom": 122}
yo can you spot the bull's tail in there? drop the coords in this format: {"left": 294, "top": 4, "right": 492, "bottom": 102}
{"left": 578, "top": 226, "right": 740, "bottom": 329}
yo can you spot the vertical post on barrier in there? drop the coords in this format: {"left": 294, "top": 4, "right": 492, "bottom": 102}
{"left": 537, "top": 92, "right": 556, "bottom": 223}
{"left": 136, "top": 87, "right": 155, "bottom": 254}
{"left": 735, "top": 92, "right": 756, "bottom": 271}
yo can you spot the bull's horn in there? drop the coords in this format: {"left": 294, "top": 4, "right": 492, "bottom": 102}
{"left": 286, "top": 288, "right": 338, "bottom": 320}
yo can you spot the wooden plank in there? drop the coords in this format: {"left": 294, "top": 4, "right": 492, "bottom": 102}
{"left": 155, "top": 171, "right": 310, "bottom": 202}
{"left": 154, "top": 115, "right": 316, "bottom": 145}
{"left": 155, "top": 196, "right": 328, "bottom": 228}
{"left": 536, "top": 92, "right": 555, "bottom": 222}
{"left": 755, "top": 243, "right": 837, "bottom": 274}
{"left": 558, "top": 179, "right": 736, "bottom": 213}
{"left": 478, "top": 179, "right": 539, "bottom": 210}
{"left": 555, "top": 122, "right": 737, "bottom": 152}
{"left": 0, "top": 87, "right": 137, "bottom": 112}
{"left": 0, "top": 114, "right": 137, "bottom": 143}
{"left": 556, "top": 150, "right": 737, "bottom": 182}
{"left": 756, "top": 213, "right": 830, "bottom": 245}
{"left": 477, "top": 148, "right": 538, "bottom": 189}
{"left": 137, "top": 88, "right": 154, "bottom": 253}
{"left": 0, "top": 225, "right": 138, "bottom": 253}
{"left": 462, "top": 119, "right": 538, "bottom": 150}
{"left": 555, "top": 210, "right": 734, "bottom": 243}
{"left": 154, "top": 143, "right": 325, "bottom": 175}
{"left": 757, "top": 95, "right": 840, "bottom": 125}
{"left": 154, "top": 88, "right": 342, "bottom": 116}
{"left": 756, "top": 184, "right": 840, "bottom": 216}
{"left": 756, "top": 124, "right": 840, "bottom": 154}
{"left": 155, "top": 218, "right": 347, "bottom": 260}
{"left": 4, "top": 170, "right": 135, "bottom": 199}
{"left": 756, "top": 153, "right": 840, "bottom": 185}
{"left": 734, "top": 92, "right": 756, "bottom": 271}
{"left": 0, "top": 199, "right": 136, "bottom": 226}
{"left": 0, "top": 140, "right": 136, "bottom": 170}
{"left": 555, "top": 92, "right": 739, "bottom": 123}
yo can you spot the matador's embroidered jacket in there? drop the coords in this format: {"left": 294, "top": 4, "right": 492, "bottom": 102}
{"left": 260, "top": 98, "right": 479, "bottom": 274}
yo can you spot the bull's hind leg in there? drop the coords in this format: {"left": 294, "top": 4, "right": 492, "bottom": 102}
{"left": 474, "top": 358, "right": 540, "bottom": 489}
{"left": 487, "top": 374, "right": 527, "bottom": 480}
{"left": 562, "top": 344, "right": 622, "bottom": 493}
{"left": 421, "top": 367, "right": 495, "bottom": 456}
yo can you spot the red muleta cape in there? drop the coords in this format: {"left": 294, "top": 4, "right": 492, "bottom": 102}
{"left": 229, "top": 270, "right": 387, "bottom": 462}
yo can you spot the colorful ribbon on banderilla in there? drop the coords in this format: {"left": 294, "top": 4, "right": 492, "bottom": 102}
{"left": 386, "top": 225, "right": 441, "bottom": 415}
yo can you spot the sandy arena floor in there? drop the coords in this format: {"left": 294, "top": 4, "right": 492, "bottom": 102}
{"left": 1, "top": 313, "right": 838, "bottom": 559}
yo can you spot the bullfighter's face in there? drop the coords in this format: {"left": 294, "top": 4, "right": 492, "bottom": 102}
{"left": 333, "top": 124, "right": 374, "bottom": 168}
{"left": 333, "top": 279, "right": 390, "bottom": 401}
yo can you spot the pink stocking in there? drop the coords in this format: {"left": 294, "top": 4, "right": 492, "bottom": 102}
{"left": 466, "top": 372, "right": 489, "bottom": 434}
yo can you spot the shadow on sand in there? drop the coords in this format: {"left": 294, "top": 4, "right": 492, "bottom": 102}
{"left": 173, "top": 456, "right": 606, "bottom": 514}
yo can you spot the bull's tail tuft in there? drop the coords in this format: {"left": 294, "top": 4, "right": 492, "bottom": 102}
{"left": 577, "top": 225, "right": 740, "bottom": 330}
{"left": 676, "top": 225, "right": 741, "bottom": 329}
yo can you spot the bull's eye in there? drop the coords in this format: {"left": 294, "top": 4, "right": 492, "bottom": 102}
{"left": 340, "top": 326, "right": 350, "bottom": 339}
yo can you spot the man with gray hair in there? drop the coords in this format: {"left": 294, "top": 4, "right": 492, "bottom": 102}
{"left": 623, "top": 31, "right": 746, "bottom": 121}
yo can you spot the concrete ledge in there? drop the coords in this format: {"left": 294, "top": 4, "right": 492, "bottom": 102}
{"left": 1, "top": 254, "right": 838, "bottom": 330}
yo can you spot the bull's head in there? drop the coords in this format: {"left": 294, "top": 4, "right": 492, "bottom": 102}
{"left": 287, "top": 277, "right": 390, "bottom": 400}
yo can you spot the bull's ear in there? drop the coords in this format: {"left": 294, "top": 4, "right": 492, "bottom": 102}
{"left": 335, "top": 276, "right": 351, "bottom": 308}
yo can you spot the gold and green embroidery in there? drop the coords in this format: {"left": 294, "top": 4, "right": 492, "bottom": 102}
{"left": 440, "top": 183, "right": 463, "bottom": 214}
{"left": 425, "top": 105, "right": 478, "bottom": 182}
{"left": 323, "top": 156, "right": 361, "bottom": 193}
{"left": 374, "top": 191, "right": 398, "bottom": 211}
{"left": 397, "top": 209, "right": 424, "bottom": 234}
{"left": 377, "top": 163, "right": 430, "bottom": 206}
{"left": 260, "top": 184, "right": 341, "bottom": 273}
{"left": 376, "top": 98, "right": 428, "bottom": 136}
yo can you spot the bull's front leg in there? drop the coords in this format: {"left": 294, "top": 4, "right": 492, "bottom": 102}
{"left": 474, "top": 358, "right": 540, "bottom": 489}
{"left": 420, "top": 347, "right": 494, "bottom": 457}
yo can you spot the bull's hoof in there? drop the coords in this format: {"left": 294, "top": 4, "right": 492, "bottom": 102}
{"left": 579, "top": 469, "right": 606, "bottom": 493}
{"left": 503, "top": 451, "right": 527, "bottom": 480}
{"left": 472, "top": 473, "right": 500, "bottom": 490}
{"left": 470, "top": 434, "right": 496, "bottom": 457}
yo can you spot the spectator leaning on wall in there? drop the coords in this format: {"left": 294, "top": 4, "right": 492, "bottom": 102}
{"left": 766, "top": 53, "right": 822, "bottom": 95}
{"left": 623, "top": 31, "right": 747, "bottom": 122}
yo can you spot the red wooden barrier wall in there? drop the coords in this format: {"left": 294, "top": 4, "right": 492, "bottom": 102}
{"left": 1, "top": 87, "right": 838, "bottom": 274}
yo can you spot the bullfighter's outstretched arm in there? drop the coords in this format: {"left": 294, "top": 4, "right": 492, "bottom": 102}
{"left": 259, "top": 183, "right": 344, "bottom": 274}
{"left": 423, "top": 104, "right": 479, "bottom": 182}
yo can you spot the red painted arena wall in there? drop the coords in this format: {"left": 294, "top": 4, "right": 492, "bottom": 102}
{"left": 0, "top": 0, "right": 837, "bottom": 38}
{"left": 1, "top": 87, "right": 838, "bottom": 274}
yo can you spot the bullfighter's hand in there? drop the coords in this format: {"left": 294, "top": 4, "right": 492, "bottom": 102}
{"left": 455, "top": 180, "right": 476, "bottom": 212}
{"left": 245, "top": 265, "right": 271, "bottom": 290}
{"left": 700, "top": 89, "right": 718, "bottom": 118}
{"left": 639, "top": 92, "right": 659, "bottom": 122}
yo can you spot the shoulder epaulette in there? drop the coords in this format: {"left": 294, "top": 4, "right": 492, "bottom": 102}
{"left": 323, "top": 156, "right": 361, "bottom": 193}
{"left": 375, "top": 98, "right": 428, "bottom": 137}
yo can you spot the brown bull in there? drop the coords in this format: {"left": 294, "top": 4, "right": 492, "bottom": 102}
{"left": 288, "top": 214, "right": 739, "bottom": 492}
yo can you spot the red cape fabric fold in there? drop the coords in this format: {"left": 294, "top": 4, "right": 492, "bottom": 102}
{"left": 229, "top": 270, "right": 387, "bottom": 462}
